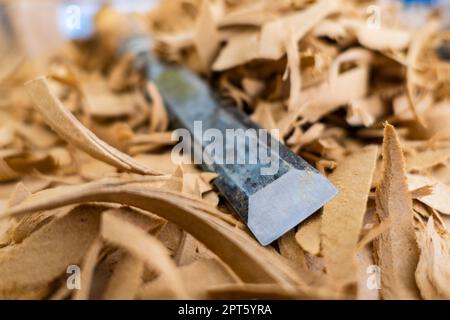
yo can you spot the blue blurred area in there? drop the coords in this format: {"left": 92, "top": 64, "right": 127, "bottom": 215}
{"left": 399, "top": 0, "right": 450, "bottom": 28}
{"left": 58, "top": 1, "right": 100, "bottom": 40}
{"left": 58, "top": 0, "right": 159, "bottom": 40}
{"left": 403, "top": 0, "right": 438, "bottom": 5}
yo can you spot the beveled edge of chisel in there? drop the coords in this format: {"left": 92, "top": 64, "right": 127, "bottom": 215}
{"left": 247, "top": 168, "right": 338, "bottom": 246}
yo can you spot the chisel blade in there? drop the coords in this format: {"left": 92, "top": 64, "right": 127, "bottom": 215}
{"left": 122, "top": 35, "right": 337, "bottom": 245}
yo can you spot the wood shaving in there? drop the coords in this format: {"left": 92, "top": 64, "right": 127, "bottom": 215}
{"left": 101, "top": 212, "right": 188, "bottom": 299}
{"left": 102, "top": 252, "right": 144, "bottom": 300}
{"left": 138, "top": 258, "right": 239, "bottom": 299}
{"left": 406, "top": 148, "right": 450, "bottom": 172}
{"left": 73, "top": 239, "right": 103, "bottom": 300}
{"left": 415, "top": 217, "right": 450, "bottom": 299}
{"left": 408, "top": 174, "right": 450, "bottom": 215}
{"left": 25, "top": 78, "right": 158, "bottom": 175}
{"left": 295, "top": 214, "right": 321, "bottom": 256}
{"left": 374, "top": 124, "right": 420, "bottom": 299}
{"left": 146, "top": 82, "right": 169, "bottom": 133}
{"left": 0, "top": 205, "right": 101, "bottom": 299}
{"left": 321, "top": 145, "right": 378, "bottom": 290}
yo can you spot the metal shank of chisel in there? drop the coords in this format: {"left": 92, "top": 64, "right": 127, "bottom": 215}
{"left": 122, "top": 36, "right": 338, "bottom": 245}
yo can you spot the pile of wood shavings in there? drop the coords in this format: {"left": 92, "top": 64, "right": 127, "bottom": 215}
{"left": 0, "top": 0, "right": 449, "bottom": 300}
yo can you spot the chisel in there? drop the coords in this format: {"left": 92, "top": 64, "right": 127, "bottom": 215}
{"left": 120, "top": 35, "right": 337, "bottom": 245}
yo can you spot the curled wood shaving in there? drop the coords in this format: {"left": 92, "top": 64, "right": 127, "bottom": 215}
{"left": 1, "top": 179, "right": 303, "bottom": 288}
{"left": 101, "top": 212, "right": 188, "bottom": 299}
{"left": 258, "top": 0, "right": 339, "bottom": 60}
{"left": 415, "top": 218, "right": 450, "bottom": 299}
{"left": 298, "top": 63, "right": 369, "bottom": 122}
{"left": 0, "top": 152, "right": 20, "bottom": 182}
{"left": 356, "top": 25, "right": 411, "bottom": 51}
{"left": 374, "top": 124, "right": 420, "bottom": 299}
{"left": 193, "top": 0, "right": 220, "bottom": 72}
{"left": 406, "top": 20, "right": 440, "bottom": 125}
{"left": 212, "top": 0, "right": 339, "bottom": 70}
{"left": 408, "top": 174, "right": 450, "bottom": 215}
{"left": 25, "top": 78, "right": 159, "bottom": 175}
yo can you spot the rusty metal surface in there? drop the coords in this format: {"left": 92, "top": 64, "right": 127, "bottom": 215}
{"left": 122, "top": 35, "right": 337, "bottom": 245}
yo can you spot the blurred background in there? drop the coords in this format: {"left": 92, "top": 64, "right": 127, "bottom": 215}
{"left": 0, "top": 0, "right": 159, "bottom": 59}
{"left": 0, "top": 0, "right": 449, "bottom": 60}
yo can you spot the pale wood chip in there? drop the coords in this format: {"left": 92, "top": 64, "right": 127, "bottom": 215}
{"left": 0, "top": 125, "right": 14, "bottom": 148}
{"left": 406, "top": 148, "right": 450, "bottom": 172}
{"left": 295, "top": 214, "right": 321, "bottom": 256}
{"left": 138, "top": 258, "right": 239, "bottom": 299}
{"left": 278, "top": 230, "right": 321, "bottom": 284}
{"left": 0, "top": 205, "right": 101, "bottom": 299}
{"left": 285, "top": 31, "right": 301, "bottom": 111}
{"left": 321, "top": 146, "right": 378, "bottom": 289}
{"left": 82, "top": 77, "right": 135, "bottom": 118}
